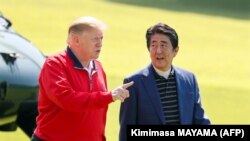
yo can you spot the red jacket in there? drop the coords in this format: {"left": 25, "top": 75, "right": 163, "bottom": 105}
{"left": 34, "top": 48, "right": 113, "bottom": 141}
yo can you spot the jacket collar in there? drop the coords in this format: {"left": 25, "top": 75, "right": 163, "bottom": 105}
{"left": 67, "top": 47, "right": 96, "bottom": 70}
{"left": 142, "top": 64, "right": 174, "bottom": 78}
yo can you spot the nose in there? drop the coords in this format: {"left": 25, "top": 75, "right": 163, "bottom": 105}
{"left": 156, "top": 46, "right": 163, "bottom": 53}
{"left": 96, "top": 38, "right": 102, "bottom": 47}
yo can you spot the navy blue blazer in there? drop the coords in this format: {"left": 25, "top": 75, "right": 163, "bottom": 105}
{"left": 119, "top": 65, "right": 210, "bottom": 141}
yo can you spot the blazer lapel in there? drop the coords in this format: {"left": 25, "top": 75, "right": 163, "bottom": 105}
{"left": 141, "top": 65, "right": 165, "bottom": 124}
{"left": 174, "top": 67, "right": 188, "bottom": 124}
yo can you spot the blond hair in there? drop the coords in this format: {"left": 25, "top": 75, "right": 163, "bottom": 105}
{"left": 68, "top": 16, "right": 107, "bottom": 34}
{"left": 67, "top": 16, "right": 107, "bottom": 45}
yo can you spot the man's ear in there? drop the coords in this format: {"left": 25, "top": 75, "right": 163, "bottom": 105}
{"left": 173, "top": 47, "right": 179, "bottom": 57}
{"left": 72, "top": 35, "right": 81, "bottom": 46}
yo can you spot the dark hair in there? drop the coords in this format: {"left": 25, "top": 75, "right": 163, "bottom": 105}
{"left": 146, "top": 23, "right": 178, "bottom": 50}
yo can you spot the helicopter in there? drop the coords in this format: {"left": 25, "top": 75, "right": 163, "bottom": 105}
{"left": 0, "top": 13, "right": 45, "bottom": 137}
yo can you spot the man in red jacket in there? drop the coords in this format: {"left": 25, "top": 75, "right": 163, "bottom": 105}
{"left": 31, "top": 16, "right": 133, "bottom": 141}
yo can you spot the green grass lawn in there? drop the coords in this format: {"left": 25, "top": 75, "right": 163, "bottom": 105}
{"left": 1, "top": 0, "right": 249, "bottom": 140}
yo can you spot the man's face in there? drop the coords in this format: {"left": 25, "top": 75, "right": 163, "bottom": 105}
{"left": 149, "top": 33, "right": 178, "bottom": 71}
{"left": 78, "top": 28, "right": 103, "bottom": 60}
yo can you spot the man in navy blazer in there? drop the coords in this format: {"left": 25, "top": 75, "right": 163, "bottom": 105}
{"left": 119, "top": 23, "right": 210, "bottom": 141}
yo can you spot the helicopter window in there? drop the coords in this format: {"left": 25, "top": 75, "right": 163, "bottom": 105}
{"left": 0, "top": 16, "right": 12, "bottom": 29}
{"left": 0, "top": 52, "right": 17, "bottom": 65}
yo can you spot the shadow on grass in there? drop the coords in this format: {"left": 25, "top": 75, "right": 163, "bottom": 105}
{"left": 108, "top": 0, "right": 250, "bottom": 20}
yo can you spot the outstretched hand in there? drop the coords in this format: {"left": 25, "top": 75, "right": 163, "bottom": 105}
{"left": 112, "top": 81, "right": 134, "bottom": 102}
{"left": 121, "top": 81, "right": 134, "bottom": 89}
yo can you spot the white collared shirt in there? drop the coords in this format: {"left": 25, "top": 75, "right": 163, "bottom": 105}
{"left": 83, "top": 60, "right": 94, "bottom": 78}
{"left": 153, "top": 66, "right": 171, "bottom": 79}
